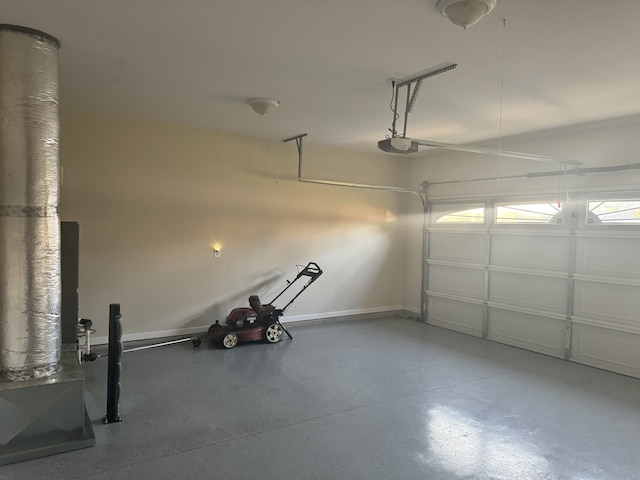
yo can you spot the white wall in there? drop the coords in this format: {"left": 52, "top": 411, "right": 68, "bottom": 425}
{"left": 61, "top": 111, "right": 640, "bottom": 338}
{"left": 59, "top": 111, "right": 410, "bottom": 341}
{"left": 402, "top": 115, "right": 640, "bottom": 311}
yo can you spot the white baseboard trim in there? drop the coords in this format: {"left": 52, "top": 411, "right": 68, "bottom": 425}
{"left": 404, "top": 306, "right": 421, "bottom": 316}
{"left": 284, "top": 305, "right": 405, "bottom": 323}
{"left": 284, "top": 306, "right": 415, "bottom": 327}
{"left": 91, "top": 305, "right": 410, "bottom": 345}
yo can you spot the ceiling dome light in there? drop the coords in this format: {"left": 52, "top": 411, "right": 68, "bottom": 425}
{"left": 247, "top": 97, "right": 280, "bottom": 116}
{"left": 436, "top": 0, "right": 497, "bottom": 29}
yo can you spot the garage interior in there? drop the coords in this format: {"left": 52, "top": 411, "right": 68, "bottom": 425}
{"left": 1, "top": 0, "right": 640, "bottom": 478}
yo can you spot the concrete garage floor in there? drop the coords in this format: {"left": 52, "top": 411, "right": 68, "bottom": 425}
{"left": 2, "top": 316, "right": 640, "bottom": 480}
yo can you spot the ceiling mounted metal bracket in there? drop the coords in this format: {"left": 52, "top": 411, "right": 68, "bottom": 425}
{"left": 389, "top": 63, "right": 458, "bottom": 138}
{"left": 282, "top": 133, "right": 308, "bottom": 178}
{"left": 380, "top": 62, "right": 581, "bottom": 165}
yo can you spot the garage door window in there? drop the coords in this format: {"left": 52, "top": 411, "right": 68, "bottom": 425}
{"left": 587, "top": 200, "right": 640, "bottom": 225}
{"left": 496, "top": 202, "right": 563, "bottom": 224}
{"left": 433, "top": 205, "right": 485, "bottom": 225}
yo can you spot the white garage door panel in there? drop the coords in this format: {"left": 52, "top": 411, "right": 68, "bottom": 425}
{"left": 488, "top": 308, "right": 566, "bottom": 357}
{"left": 429, "top": 232, "right": 485, "bottom": 263}
{"left": 426, "top": 195, "right": 640, "bottom": 378}
{"left": 428, "top": 265, "right": 485, "bottom": 299}
{"left": 491, "top": 234, "right": 569, "bottom": 272}
{"left": 574, "top": 281, "right": 640, "bottom": 326}
{"left": 428, "top": 296, "right": 483, "bottom": 336}
{"left": 575, "top": 236, "right": 640, "bottom": 278}
{"left": 572, "top": 323, "right": 640, "bottom": 378}
{"left": 489, "top": 272, "right": 568, "bottom": 314}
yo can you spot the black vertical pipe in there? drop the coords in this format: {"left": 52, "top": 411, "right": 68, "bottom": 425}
{"left": 103, "top": 303, "right": 122, "bottom": 424}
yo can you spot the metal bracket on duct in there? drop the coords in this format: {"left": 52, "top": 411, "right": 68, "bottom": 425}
{"left": 379, "top": 63, "right": 582, "bottom": 166}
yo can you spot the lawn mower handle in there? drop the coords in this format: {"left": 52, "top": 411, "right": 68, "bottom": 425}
{"left": 299, "top": 262, "right": 322, "bottom": 280}
{"left": 268, "top": 262, "right": 323, "bottom": 313}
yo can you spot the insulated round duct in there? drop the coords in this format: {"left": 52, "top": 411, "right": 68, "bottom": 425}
{"left": 0, "top": 25, "right": 62, "bottom": 381}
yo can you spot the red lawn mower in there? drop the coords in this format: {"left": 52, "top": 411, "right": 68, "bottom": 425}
{"left": 207, "top": 262, "right": 323, "bottom": 349}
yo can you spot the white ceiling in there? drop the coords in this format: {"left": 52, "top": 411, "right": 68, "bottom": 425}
{"left": 2, "top": 0, "right": 640, "bottom": 153}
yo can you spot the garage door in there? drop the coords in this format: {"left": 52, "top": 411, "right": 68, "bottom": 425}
{"left": 425, "top": 194, "right": 640, "bottom": 378}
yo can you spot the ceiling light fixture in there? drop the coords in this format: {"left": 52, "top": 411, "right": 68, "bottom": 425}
{"left": 247, "top": 97, "right": 280, "bottom": 116}
{"left": 436, "top": 0, "right": 497, "bottom": 29}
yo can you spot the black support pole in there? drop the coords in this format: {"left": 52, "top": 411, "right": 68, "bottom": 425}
{"left": 103, "top": 303, "right": 123, "bottom": 424}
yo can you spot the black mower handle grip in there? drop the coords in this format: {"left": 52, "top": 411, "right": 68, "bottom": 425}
{"left": 268, "top": 262, "right": 323, "bottom": 309}
{"left": 301, "top": 262, "right": 322, "bottom": 278}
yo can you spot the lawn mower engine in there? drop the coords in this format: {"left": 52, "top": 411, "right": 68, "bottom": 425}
{"left": 226, "top": 308, "right": 258, "bottom": 329}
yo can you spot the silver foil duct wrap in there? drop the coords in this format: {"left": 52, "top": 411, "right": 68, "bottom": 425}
{"left": 0, "top": 25, "right": 62, "bottom": 381}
